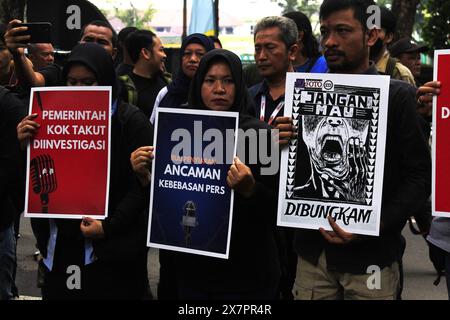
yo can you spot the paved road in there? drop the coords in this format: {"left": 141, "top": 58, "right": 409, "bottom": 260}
{"left": 14, "top": 216, "right": 448, "bottom": 300}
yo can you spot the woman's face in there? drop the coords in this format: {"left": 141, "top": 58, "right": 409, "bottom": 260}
{"left": 66, "top": 64, "right": 98, "bottom": 86}
{"left": 201, "top": 61, "right": 235, "bottom": 111}
{"left": 182, "top": 43, "right": 206, "bottom": 79}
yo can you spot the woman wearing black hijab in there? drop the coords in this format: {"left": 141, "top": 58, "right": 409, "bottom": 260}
{"left": 132, "top": 34, "right": 214, "bottom": 300}
{"left": 144, "top": 49, "right": 280, "bottom": 299}
{"left": 149, "top": 33, "right": 214, "bottom": 124}
{"left": 17, "top": 43, "right": 153, "bottom": 300}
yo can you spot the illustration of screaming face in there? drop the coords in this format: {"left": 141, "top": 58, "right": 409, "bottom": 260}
{"left": 302, "top": 115, "right": 369, "bottom": 179}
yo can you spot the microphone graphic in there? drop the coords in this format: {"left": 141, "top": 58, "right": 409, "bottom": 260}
{"left": 36, "top": 92, "right": 43, "bottom": 111}
{"left": 180, "top": 201, "right": 198, "bottom": 247}
{"left": 30, "top": 154, "right": 57, "bottom": 213}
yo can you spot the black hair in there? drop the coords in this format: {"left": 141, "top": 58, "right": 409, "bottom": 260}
{"left": 283, "top": 11, "right": 320, "bottom": 59}
{"left": 319, "top": 0, "right": 376, "bottom": 31}
{"left": 63, "top": 43, "right": 118, "bottom": 99}
{"left": 125, "top": 30, "right": 157, "bottom": 64}
{"left": 189, "top": 49, "right": 251, "bottom": 114}
{"left": 118, "top": 26, "right": 138, "bottom": 43}
{"left": 379, "top": 6, "right": 396, "bottom": 35}
{"left": 80, "top": 20, "right": 118, "bottom": 48}
{"left": 254, "top": 16, "right": 298, "bottom": 49}
{"left": 208, "top": 35, "right": 222, "bottom": 48}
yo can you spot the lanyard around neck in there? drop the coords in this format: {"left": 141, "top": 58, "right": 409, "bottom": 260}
{"left": 260, "top": 94, "right": 284, "bottom": 126}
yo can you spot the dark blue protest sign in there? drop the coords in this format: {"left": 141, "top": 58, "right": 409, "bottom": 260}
{"left": 147, "top": 108, "right": 238, "bottom": 259}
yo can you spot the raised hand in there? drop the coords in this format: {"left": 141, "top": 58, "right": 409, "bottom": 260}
{"left": 417, "top": 81, "right": 441, "bottom": 117}
{"left": 4, "top": 20, "right": 29, "bottom": 55}
{"left": 319, "top": 215, "right": 360, "bottom": 245}
{"left": 273, "top": 116, "right": 296, "bottom": 146}
{"left": 226, "top": 157, "right": 255, "bottom": 198}
{"left": 17, "top": 113, "right": 40, "bottom": 150}
{"left": 347, "top": 137, "right": 367, "bottom": 201}
{"left": 80, "top": 217, "right": 104, "bottom": 239}
{"left": 130, "top": 146, "right": 154, "bottom": 187}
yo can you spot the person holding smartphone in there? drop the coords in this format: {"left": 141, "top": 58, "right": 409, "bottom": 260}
{"left": 5, "top": 19, "right": 117, "bottom": 89}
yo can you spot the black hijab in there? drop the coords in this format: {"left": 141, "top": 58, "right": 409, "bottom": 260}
{"left": 62, "top": 42, "right": 118, "bottom": 100}
{"left": 160, "top": 34, "right": 214, "bottom": 108}
{"left": 51, "top": 43, "right": 118, "bottom": 250}
{"left": 188, "top": 49, "right": 253, "bottom": 114}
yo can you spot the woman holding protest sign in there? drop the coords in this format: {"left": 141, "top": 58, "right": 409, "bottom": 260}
{"left": 135, "top": 33, "right": 214, "bottom": 300}
{"left": 17, "top": 42, "right": 153, "bottom": 300}
{"left": 132, "top": 49, "right": 281, "bottom": 299}
{"left": 181, "top": 48, "right": 282, "bottom": 299}
{"left": 133, "top": 34, "right": 216, "bottom": 188}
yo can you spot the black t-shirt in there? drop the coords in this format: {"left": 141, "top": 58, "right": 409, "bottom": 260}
{"left": 116, "top": 63, "right": 134, "bottom": 77}
{"left": 38, "top": 63, "right": 63, "bottom": 86}
{"left": 129, "top": 72, "right": 167, "bottom": 118}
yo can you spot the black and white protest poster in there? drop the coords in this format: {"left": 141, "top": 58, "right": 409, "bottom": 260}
{"left": 277, "top": 73, "right": 390, "bottom": 236}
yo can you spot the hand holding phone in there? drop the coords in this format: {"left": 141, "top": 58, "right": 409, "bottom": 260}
{"left": 4, "top": 19, "right": 29, "bottom": 53}
{"left": 16, "top": 22, "right": 52, "bottom": 44}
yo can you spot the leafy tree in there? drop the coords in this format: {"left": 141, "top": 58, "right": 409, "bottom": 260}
{"left": 421, "top": 0, "right": 450, "bottom": 49}
{"left": 99, "top": 1, "right": 155, "bottom": 29}
{"left": 376, "top": 0, "right": 392, "bottom": 7}
{"left": 113, "top": 3, "right": 155, "bottom": 29}
{"left": 278, "top": 0, "right": 299, "bottom": 14}
{"left": 278, "top": 0, "right": 319, "bottom": 17}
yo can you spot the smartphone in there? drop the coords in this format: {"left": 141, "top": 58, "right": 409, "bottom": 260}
{"left": 17, "top": 22, "right": 52, "bottom": 44}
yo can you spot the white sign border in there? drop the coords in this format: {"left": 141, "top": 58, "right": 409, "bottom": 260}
{"left": 147, "top": 107, "right": 239, "bottom": 259}
{"left": 24, "top": 86, "right": 112, "bottom": 220}
{"left": 432, "top": 49, "right": 450, "bottom": 217}
{"left": 276, "top": 72, "right": 390, "bottom": 236}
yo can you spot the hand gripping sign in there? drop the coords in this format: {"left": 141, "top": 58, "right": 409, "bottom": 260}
{"left": 25, "top": 87, "right": 111, "bottom": 219}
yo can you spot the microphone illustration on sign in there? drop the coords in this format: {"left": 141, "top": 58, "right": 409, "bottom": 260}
{"left": 181, "top": 201, "right": 198, "bottom": 246}
{"left": 30, "top": 154, "right": 57, "bottom": 213}
{"left": 36, "top": 91, "right": 43, "bottom": 111}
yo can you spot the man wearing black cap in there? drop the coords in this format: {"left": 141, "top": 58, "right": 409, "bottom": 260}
{"left": 370, "top": 6, "right": 416, "bottom": 86}
{"left": 389, "top": 37, "right": 428, "bottom": 81}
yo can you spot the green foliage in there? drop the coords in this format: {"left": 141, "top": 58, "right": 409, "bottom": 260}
{"left": 375, "top": 0, "right": 393, "bottom": 8}
{"left": 278, "top": 0, "right": 391, "bottom": 16}
{"left": 421, "top": 0, "right": 450, "bottom": 49}
{"left": 114, "top": 3, "right": 155, "bottom": 29}
{"left": 278, "top": 0, "right": 319, "bottom": 17}
{"left": 278, "top": 0, "right": 299, "bottom": 14}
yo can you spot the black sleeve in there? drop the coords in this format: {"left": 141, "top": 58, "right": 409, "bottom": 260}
{"left": 38, "top": 64, "right": 63, "bottom": 86}
{"left": 380, "top": 83, "right": 432, "bottom": 234}
{"left": 0, "top": 92, "right": 26, "bottom": 228}
{"left": 237, "top": 122, "right": 279, "bottom": 226}
{"left": 101, "top": 108, "right": 153, "bottom": 238}
{"left": 92, "top": 106, "right": 153, "bottom": 261}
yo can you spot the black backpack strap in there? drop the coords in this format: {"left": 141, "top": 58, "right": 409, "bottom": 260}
{"left": 118, "top": 75, "right": 138, "bottom": 106}
{"left": 385, "top": 57, "right": 397, "bottom": 77}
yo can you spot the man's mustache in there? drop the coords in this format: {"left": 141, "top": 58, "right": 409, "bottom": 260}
{"left": 324, "top": 50, "right": 345, "bottom": 57}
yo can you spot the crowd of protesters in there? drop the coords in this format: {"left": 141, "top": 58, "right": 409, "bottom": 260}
{"left": 0, "top": 0, "right": 448, "bottom": 300}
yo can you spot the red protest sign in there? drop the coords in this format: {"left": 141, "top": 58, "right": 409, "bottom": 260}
{"left": 24, "top": 87, "right": 111, "bottom": 219}
{"left": 433, "top": 50, "right": 450, "bottom": 217}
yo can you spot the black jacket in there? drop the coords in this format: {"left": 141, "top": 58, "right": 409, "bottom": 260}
{"left": 31, "top": 101, "right": 153, "bottom": 265}
{"left": 176, "top": 49, "right": 281, "bottom": 294}
{"left": 0, "top": 87, "right": 26, "bottom": 231}
{"left": 294, "top": 65, "right": 432, "bottom": 274}
{"left": 176, "top": 115, "right": 281, "bottom": 293}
